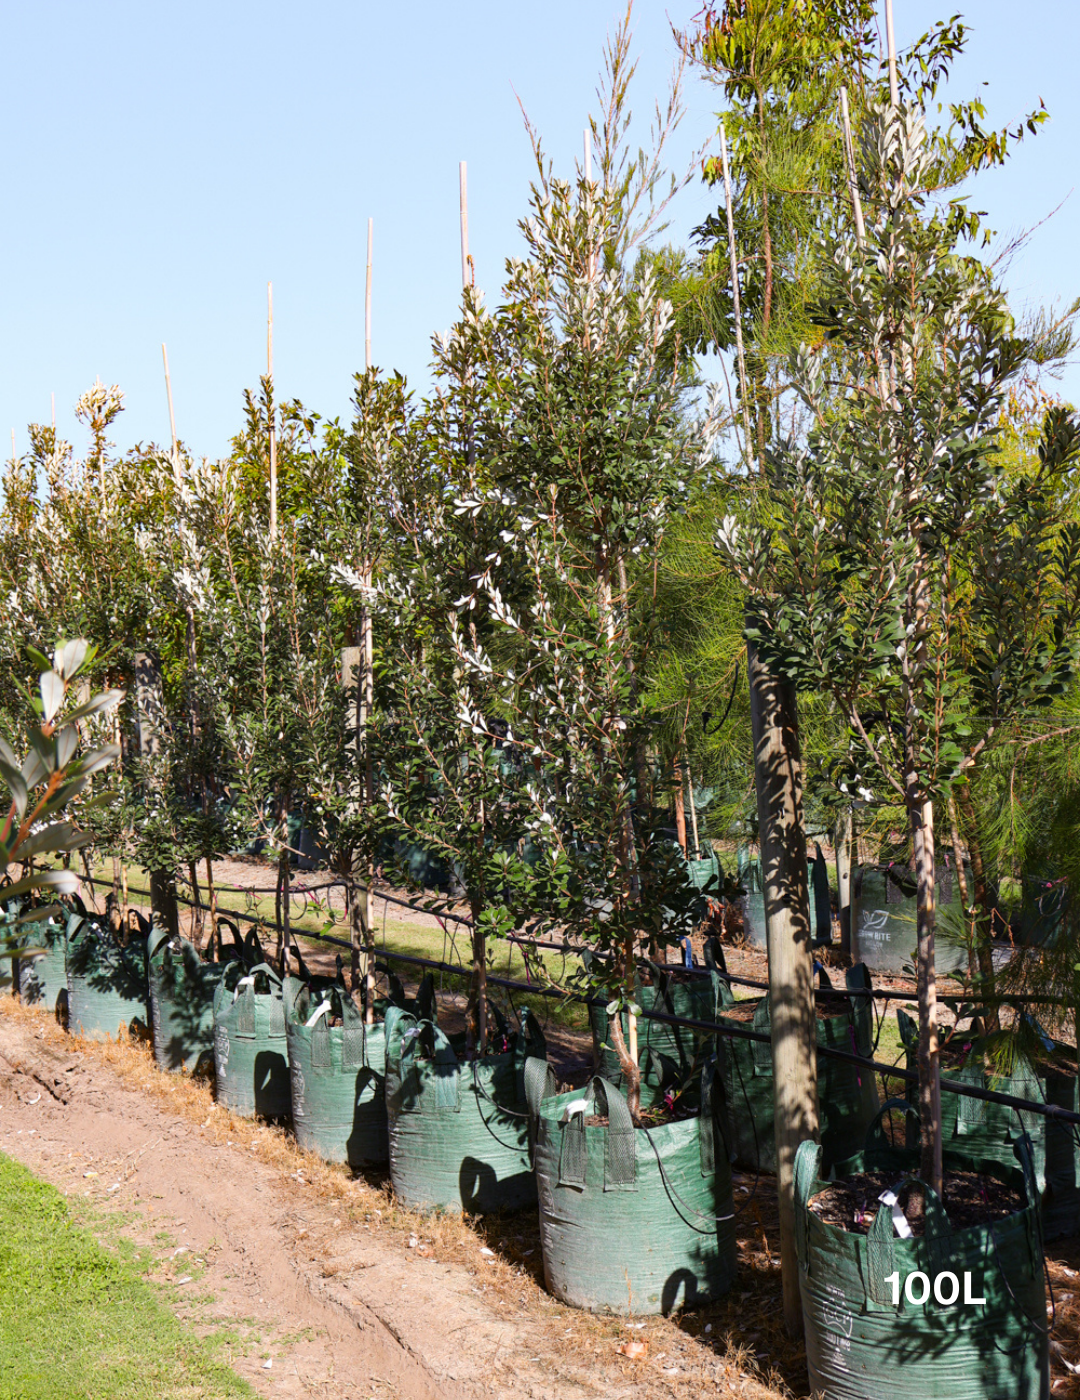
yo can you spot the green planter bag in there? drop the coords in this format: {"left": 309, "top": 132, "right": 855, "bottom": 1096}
{"left": 853, "top": 866, "right": 967, "bottom": 975}
{"left": 66, "top": 912, "right": 149, "bottom": 1041}
{"left": 590, "top": 958, "right": 728, "bottom": 1083}
{"left": 384, "top": 1001, "right": 547, "bottom": 1214}
{"left": 898, "top": 1010, "right": 1080, "bottom": 1242}
{"left": 11, "top": 892, "right": 73, "bottom": 1014}
{"left": 529, "top": 1067, "right": 737, "bottom": 1315}
{"left": 794, "top": 1105, "right": 1049, "bottom": 1400}
{"left": 213, "top": 960, "right": 290, "bottom": 1118}
{"left": 284, "top": 972, "right": 391, "bottom": 1167}
{"left": 717, "top": 965, "right": 879, "bottom": 1172}
{"left": 148, "top": 918, "right": 249, "bottom": 1073}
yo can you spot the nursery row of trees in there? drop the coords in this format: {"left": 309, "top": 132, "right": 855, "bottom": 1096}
{"left": 3, "top": 2, "right": 1080, "bottom": 1165}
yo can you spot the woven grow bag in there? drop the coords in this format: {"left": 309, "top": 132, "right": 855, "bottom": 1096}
{"left": 589, "top": 960, "right": 728, "bottom": 1084}
{"left": 737, "top": 850, "right": 834, "bottom": 947}
{"left": 148, "top": 918, "right": 250, "bottom": 1072}
{"left": 284, "top": 974, "right": 391, "bottom": 1167}
{"left": 9, "top": 892, "right": 76, "bottom": 1014}
{"left": 794, "top": 1107, "right": 1049, "bottom": 1400}
{"left": 716, "top": 965, "right": 879, "bottom": 1172}
{"left": 853, "top": 866, "right": 967, "bottom": 976}
{"left": 66, "top": 913, "right": 149, "bottom": 1041}
{"left": 213, "top": 960, "right": 290, "bottom": 1118}
{"left": 897, "top": 1011, "right": 1080, "bottom": 1241}
{"left": 530, "top": 1068, "right": 737, "bottom": 1315}
{"left": 384, "top": 1003, "right": 547, "bottom": 1214}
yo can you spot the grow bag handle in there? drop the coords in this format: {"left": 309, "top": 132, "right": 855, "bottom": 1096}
{"left": 793, "top": 1138, "right": 823, "bottom": 1274}
{"left": 558, "top": 1076, "right": 636, "bottom": 1192}
{"left": 863, "top": 1097, "right": 921, "bottom": 1155}
{"left": 845, "top": 963, "right": 874, "bottom": 1057}
{"left": 389, "top": 1011, "right": 461, "bottom": 1113}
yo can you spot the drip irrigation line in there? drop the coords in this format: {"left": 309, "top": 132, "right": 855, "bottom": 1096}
{"left": 78, "top": 873, "right": 1068, "bottom": 1009}
{"left": 71, "top": 874, "right": 1080, "bottom": 1123}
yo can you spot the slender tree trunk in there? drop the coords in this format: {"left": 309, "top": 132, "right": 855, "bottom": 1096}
{"left": 204, "top": 855, "right": 217, "bottom": 929}
{"left": 956, "top": 781, "right": 999, "bottom": 1033}
{"left": 747, "top": 636, "right": 817, "bottom": 1337}
{"left": 673, "top": 758, "right": 688, "bottom": 852}
{"left": 909, "top": 778, "right": 943, "bottom": 1194}
{"left": 187, "top": 860, "right": 203, "bottom": 945}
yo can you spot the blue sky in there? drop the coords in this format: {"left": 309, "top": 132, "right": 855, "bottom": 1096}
{"left": 2, "top": 1, "right": 1077, "bottom": 465}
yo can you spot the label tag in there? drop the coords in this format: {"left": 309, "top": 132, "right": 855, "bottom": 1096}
{"left": 878, "top": 1189, "right": 913, "bottom": 1239}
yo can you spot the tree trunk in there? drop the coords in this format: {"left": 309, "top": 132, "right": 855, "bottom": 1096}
{"left": 673, "top": 759, "right": 688, "bottom": 853}
{"left": 747, "top": 637, "right": 817, "bottom": 1337}
{"left": 909, "top": 786, "right": 943, "bottom": 1195}
{"left": 956, "top": 781, "right": 999, "bottom": 1033}
{"left": 609, "top": 940, "right": 641, "bottom": 1122}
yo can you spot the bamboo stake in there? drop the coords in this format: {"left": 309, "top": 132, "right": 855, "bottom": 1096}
{"left": 839, "top": 87, "right": 866, "bottom": 246}
{"left": 267, "top": 282, "right": 277, "bottom": 541}
{"left": 686, "top": 759, "right": 701, "bottom": 857}
{"left": 162, "top": 343, "right": 178, "bottom": 458}
{"left": 718, "top": 126, "right": 754, "bottom": 457}
{"left": 365, "top": 218, "right": 373, "bottom": 373}
{"left": 459, "top": 161, "right": 470, "bottom": 287}
{"left": 884, "top": 0, "right": 899, "bottom": 107}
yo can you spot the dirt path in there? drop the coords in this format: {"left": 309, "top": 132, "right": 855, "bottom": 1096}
{"left": 0, "top": 1000, "right": 790, "bottom": 1400}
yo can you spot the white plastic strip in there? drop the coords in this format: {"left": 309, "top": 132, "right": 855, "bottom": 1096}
{"left": 878, "top": 1188, "right": 913, "bottom": 1239}
{"left": 232, "top": 975, "right": 256, "bottom": 1004}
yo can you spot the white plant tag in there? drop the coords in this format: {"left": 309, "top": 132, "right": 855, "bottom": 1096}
{"left": 305, "top": 1000, "right": 332, "bottom": 1028}
{"left": 232, "top": 975, "right": 256, "bottom": 1003}
{"left": 878, "top": 1188, "right": 913, "bottom": 1239}
{"left": 561, "top": 1099, "right": 590, "bottom": 1123}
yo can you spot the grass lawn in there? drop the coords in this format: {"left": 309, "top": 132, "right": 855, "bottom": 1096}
{"left": 0, "top": 1152, "right": 252, "bottom": 1400}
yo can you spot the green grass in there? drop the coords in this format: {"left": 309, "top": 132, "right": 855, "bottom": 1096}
{"left": 0, "top": 1152, "right": 253, "bottom": 1400}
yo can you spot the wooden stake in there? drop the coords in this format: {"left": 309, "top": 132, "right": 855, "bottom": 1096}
{"left": 884, "top": 0, "right": 899, "bottom": 107}
{"left": 839, "top": 87, "right": 867, "bottom": 247}
{"left": 365, "top": 217, "right": 373, "bottom": 373}
{"left": 162, "top": 342, "right": 179, "bottom": 472}
{"left": 747, "top": 636, "right": 818, "bottom": 1336}
{"left": 718, "top": 126, "right": 754, "bottom": 458}
{"left": 267, "top": 282, "right": 277, "bottom": 540}
{"left": 459, "top": 161, "right": 470, "bottom": 288}
{"left": 686, "top": 759, "right": 701, "bottom": 857}
{"left": 835, "top": 806, "right": 854, "bottom": 955}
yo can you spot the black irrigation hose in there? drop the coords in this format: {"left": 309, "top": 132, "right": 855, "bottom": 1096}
{"left": 80, "top": 873, "right": 1069, "bottom": 1007}
{"left": 73, "top": 874, "right": 1080, "bottom": 1127}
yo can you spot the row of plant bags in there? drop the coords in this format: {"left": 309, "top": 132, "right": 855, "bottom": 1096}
{"left": 897, "top": 1009, "right": 1080, "bottom": 1240}
{"left": 588, "top": 952, "right": 729, "bottom": 1085}
{"left": 529, "top": 1064, "right": 737, "bottom": 1315}
{"left": 794, "top": 1105, "right": 1049, "bottom": 1400}
{"left": 737, "top": 845, "right": 834, "bottom": 947}
{"left": 148, "top": 917, "right": 256, "bottom": 1072}
{"left": 852, "top": 862, "right": 968, "bottom": 975}
{"left": 214, "top": 958, "right": 290, "bottom": 1118}
{"left": 384, "top": 1000, "right": 548, "bottom": 1214}
{"left": 66, "top": 906, "right": 150, "bottom": 1040}
{"left": 716, "top": 964, "right": 880, "bottom": 1172}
